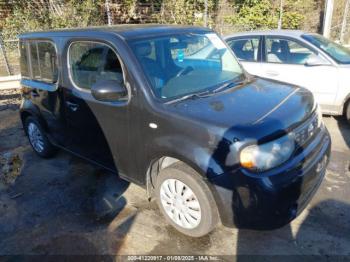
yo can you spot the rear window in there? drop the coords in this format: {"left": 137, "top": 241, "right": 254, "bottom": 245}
{"left": 19, "top": 42, "right": 29, "bottom": 78}
{"left": 20, "top": 40, "right": 58, "bottom": 83}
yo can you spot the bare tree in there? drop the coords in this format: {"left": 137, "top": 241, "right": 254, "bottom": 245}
{"left": 204, "top": 0, "right": 208, "bottom": 27}
{"left": 105, "top": 0, "right": 113, "bottom": 26}
{"left": 340, "top": 0, "right": 350, "bottom": 43}
{"left": 0, "top": 35, "right": 11, "bottom": 75}
{"left": 323, "top": 0, "right": 334, "bottom": 37}
{"left": 48, "top": 0, "right": 63, "bottom": 16}
{"left": 278, "top": 0, "right": 283, "bottom": 29}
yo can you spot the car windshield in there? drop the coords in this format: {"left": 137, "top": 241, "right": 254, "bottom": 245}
{"left": 129, "top": 32, "right": 244, "bottom": 100}
{"left": 302, "top": 33, "right": 350, "bottom": 64}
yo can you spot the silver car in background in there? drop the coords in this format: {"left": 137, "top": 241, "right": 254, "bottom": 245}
{"left": 224, "top": 30, "right": 350, "bottom": 123}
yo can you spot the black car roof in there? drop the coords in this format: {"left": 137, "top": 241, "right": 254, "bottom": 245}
{"left": 19, "top": 24, "right": 212, "bottom": 40}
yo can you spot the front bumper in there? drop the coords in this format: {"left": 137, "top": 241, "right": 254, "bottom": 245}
{"left": 208, "top": 126, "right": 331, "bottom": 230}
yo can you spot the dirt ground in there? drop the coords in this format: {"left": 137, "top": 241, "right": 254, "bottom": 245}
{"left": 0, "top": 88, "right": 350, "bottom": 259}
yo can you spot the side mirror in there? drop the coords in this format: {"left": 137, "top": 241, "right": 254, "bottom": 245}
{"left": 91, "top": 79, "right": 127, "bottom": 102}
{"left": 305, "top": 54, "right": 330, "bottom": 66}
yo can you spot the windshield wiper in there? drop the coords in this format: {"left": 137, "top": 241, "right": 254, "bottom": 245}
{"left": 165, "top": 76, "right": 248, "bottom": 104}
{"left": 212, "top": 79, "right": 245, "bottom": 94}
{"left": 166, "top": 90, "right": 212, "bottom": 104}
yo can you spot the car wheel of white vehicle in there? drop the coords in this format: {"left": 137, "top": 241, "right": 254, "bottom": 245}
{"left": 155, "top": 163, "right": 218, "bottom": 237}
{"left": 345, "top": 100, "right": 350, "bottom": 124}
{"left": 25, "top": 116, "right": 57, "bottom": 158}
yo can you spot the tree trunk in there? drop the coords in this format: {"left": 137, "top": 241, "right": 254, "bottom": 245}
{"left": 340, "top": 0, "right": 350, "bottom": 43}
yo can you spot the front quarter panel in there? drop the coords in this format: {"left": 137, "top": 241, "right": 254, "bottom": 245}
{"left": 335, "top": 66, "right": 350, "bottom": 112}
{"left": 141, "top": 108, "right": 238, "bottom": 181}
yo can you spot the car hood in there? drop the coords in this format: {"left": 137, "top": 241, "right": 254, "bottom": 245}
{"left": 166, "top": 78, "right": 315, "bottom": 141}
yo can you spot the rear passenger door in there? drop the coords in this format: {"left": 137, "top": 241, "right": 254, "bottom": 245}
{"left": 226, "top": 36, "right": 263, "bottom": 76}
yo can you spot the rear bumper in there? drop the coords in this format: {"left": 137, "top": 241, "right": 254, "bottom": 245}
{"left": 208, "top": 127, "right": 331, "bottom": 229}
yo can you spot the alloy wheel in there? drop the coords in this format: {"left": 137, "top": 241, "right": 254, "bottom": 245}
{"left": 27, "top": 122, "right": 45, "bottom": 153}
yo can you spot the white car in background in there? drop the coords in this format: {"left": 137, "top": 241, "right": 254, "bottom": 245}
{"left": 224, "top": 30, "right": 350, "bottom": 122}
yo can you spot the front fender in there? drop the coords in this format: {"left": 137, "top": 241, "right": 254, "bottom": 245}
{"left": 146, "top": 135, "right": 226, "bottom": 180}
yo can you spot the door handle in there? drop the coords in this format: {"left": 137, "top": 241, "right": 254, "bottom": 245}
{"left": 266, "top": 70, "right": 279, "bottom": 77}
{"left": 66, "top": 101, "right": 79, "bottom": 112}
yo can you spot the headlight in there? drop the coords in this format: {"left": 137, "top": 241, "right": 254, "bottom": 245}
{"left": 240, "top": 134, "right": 295, "bottom": 172}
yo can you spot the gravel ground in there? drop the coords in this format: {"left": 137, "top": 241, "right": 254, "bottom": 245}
{"left": 0, "top": 88, "right": 21, "bottom": 111}
{"left": 0, "top": 89, "right": 350, "bottom": 260}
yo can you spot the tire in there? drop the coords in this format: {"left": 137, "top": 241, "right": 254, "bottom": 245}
{"left": 345, "top": 100, "right": 350, "bottom": 124}
{"left": 155, "top": 163, "right": 218, "bottom": 237}
{"left": 24, "top": 116, "right": 57, "bottom": 158}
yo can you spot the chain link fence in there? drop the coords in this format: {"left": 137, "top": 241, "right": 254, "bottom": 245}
{"left": 0, "top": 36, "right": 19, "bottom": 77}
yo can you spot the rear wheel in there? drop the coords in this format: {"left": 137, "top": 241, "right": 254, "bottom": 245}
{"left": 155, "top": 163, "right": 218, "bottom": 237}
{"left": 345, "top": 100, "right": 350, "bottom": 124}
{"left": 24, "top": 116, "right": 57, "bottom": 158}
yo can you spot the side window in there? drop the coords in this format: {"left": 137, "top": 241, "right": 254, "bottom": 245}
{"left": 266, "top": 37, "right": 314, "bottom": 64}
{"left": 37, "top": 42, "right": 57, "bottom": 83}
{"left": 19, "top": 42, "right": 29, "bottom": 78}
{"left": 69, "top": 41, "right": 124, "bottom": 90}
{"left": 24, "top": 40, "right": 57, "bottom": 83}
{"left": 228, "top": 37, "right": 260, "bottom": 62}
{"left": 30, "top": 42, "right": 41, "bottom": 80}
{"left": 102, "top": 49, "right": 124, "bottom": 84}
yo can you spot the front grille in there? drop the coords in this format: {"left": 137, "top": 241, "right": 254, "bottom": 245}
{"left": 294, "top": 113, "right": 319, "bottom": 147}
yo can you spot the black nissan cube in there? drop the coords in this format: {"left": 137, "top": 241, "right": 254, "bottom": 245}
{"left": 19, "top": 25, "right": 331, "bottom": 237}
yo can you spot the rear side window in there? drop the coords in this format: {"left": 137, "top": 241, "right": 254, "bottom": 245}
{"left": 68, "top": 41, "right": 123, "bottom": 90}
{"left": 30, "top": 42, "right": 41, "bottom": 80}
{"left": 19, "top": 42, "right": 29, "bottom": 78}
{"left": 227, "top": 37, "right": 260, "bottom": 62}
{"left": 20, "top": 40, "right": 57, "bottom": 83}
{"left": 38, "top": 42, "right": 57, "bottom": 82}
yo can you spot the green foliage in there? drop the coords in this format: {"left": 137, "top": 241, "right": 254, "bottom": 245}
{"left": 2, "top": 0, "right": 104, "bottom": 40}
{"left": 1, "top": 0, "right": 318, "bottom": 41}
{"left": 282, "top": 11, "right": 304, "bottom": 29}
{"left": 157, "top": 0, "right": 197, "bottom": 24}
{"left": 2, "top": 2, "right": 49, "bottom": 39}
{"left": 51, "top": 0, "right": 104, "bottom": 28}
{"left": 157, "top": 0, "right": 216, "bottom": 26}
{"left": 281, "top": 0, "right": 308, "bottom": 29}
{"left": 225, "top": 0, "right": 277, "bottom": 30}
{"left": 225, "top": 0, "right": 308, "bottom": 30}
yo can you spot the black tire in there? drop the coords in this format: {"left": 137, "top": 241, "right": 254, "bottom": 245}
{"left": 345, "top": 100, "right": 350, "bottom": 124}
{"left": 24, "top": 116, "right": 57, "bottom": 158}
{"left": 155, "top": 163, "right": 218, "bottom": 237}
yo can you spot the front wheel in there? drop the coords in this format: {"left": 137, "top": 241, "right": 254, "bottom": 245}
{"left": 155, "top": 163, "right": 218, "bottom": 237}
{"left": 24, "top": 116, "right": 57, "bottom": 158}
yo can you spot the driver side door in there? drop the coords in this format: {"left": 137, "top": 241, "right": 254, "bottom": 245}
{"left": 63, "top": 40, "right": 132, "bottom": 173}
